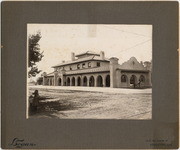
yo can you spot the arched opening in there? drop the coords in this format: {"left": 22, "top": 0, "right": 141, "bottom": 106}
{"left": 83, "top": 76, "right": 87, "bottom": 86}
{"left": 97, "top": 75, "right": 103, "bottom": 87}
{"left": 47, "top": 79, "right": 49, "bottom": 85}
{"left": 89, "top": 76, "right": 95, "bottom": 87}
{"left": 77, "top": 77, "right": 81, "bottom": 86}
{"left": 51, "top": 78, "right": 53, "bottom": 85}
{"left": 130, "top": 75, "right": 137, "bottom": 86}
{"left": 50, "top": 79, "right": 52, "bottom": 85}
{"left": 67, "top": 77, "right": 70, "bottom": 86}
{"left": 121, "top": 75, "right": 127, "bottom": 82}
{"left": 58, "top": 78, "right": 61, "bottom": 86}
{"left": 105, "top": 75, "right": 110, "bottom": 87}
{"left": 72, "top": 77, "right": 75, "bottom": 86}
{"left": 139, "top": 75, "right": 145, "bottom": 83}
{"left": 52, "top": 78, "right": 54, "bottom": 85}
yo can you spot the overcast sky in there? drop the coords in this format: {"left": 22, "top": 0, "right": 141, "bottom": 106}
{"left": 27, "top": 24, "right": 152, "bottom": 80}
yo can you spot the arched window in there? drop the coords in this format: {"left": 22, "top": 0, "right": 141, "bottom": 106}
{"left": 67, "top": 77, "right": 70, "bottom": 86}
{"left": 139, "top": 75, "right": 145, "bottom": 82}
{"left": 89, "top": 76, "right": 95, "bottom": 87}
{"left": 130, "top": 75, "right": 137, "bottom": 84}
{"left": 58, "top": 78, "right": 62, "bottom": 86}
{"left": 82, "top": 63, "right": 85, "bottom": 68}
{"left": 105, "top": 75, "right": 110, "bottom": 87}
{"left": 77, "top": 77, "right": 81, "bottom": 86}
{"left": 97, "top": 75, "right": 103, "bottom": 87}
{"left": 121, "top": 75, "right": 127, "bottom": 82}
{"left": 88, "top": 62, "right": 91, "bottom": 68}
{"left": 71, "top": 77, "right": 75, "bottom": 86}
{"left": 83, "top": 76, "right": 87, "bottom": 86}
{"left": 77, "top": 64, "right": 80, "bottom": 69}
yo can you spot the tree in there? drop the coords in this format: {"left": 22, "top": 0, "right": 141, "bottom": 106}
{"left": 28, "top": 31, "right": 44, "bottom": 78}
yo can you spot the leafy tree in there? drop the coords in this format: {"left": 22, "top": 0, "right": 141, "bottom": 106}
{"left": 28, "top": 31, "right": 44, "bottom": 78}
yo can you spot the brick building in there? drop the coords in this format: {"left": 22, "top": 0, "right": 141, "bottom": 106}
{"left": 42, "top": 51, "right": 152, "bottom": 88}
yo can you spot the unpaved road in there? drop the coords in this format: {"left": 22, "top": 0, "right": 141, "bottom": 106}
{"left": 28, "top": 86, "right": 152, "bottom": 119}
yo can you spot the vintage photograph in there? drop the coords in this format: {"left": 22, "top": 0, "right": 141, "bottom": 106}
{"left": 27, "top": 24, "right": 152, "bottom": 119}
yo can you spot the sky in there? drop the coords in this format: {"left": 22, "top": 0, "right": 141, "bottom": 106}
{"left": 27, "top": 24, "right": 152, "bottom": 80}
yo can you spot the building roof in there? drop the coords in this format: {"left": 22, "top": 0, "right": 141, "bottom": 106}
{"left": 65, "top": 66, "right": 110, "bottom": 75}
{"left": 119, "top": 57, "right": 147, "bottom": 71}
{"left": 52, "top": 55, "right": 109, "bottom": 68}
{"left": 46, "top": 72, "right": 54, "bottom": 77}
{"left": 75, "top": 51, "right": 100, "bottom": 57}
{"left": 45, "top": 57, "right": 150, "bottom": 77}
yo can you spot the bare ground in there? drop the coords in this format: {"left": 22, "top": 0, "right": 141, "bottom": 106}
{"left": 28, "top": 86, "right": 152, "bottom": 119}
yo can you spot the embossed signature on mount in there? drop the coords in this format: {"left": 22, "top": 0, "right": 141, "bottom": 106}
{"left": 9, "top": 138, "right": 36, "bottom": 148}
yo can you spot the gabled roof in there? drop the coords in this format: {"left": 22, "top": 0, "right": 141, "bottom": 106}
{"left": 52, "top": 55, "right": 109, "bottom": 68}
{"left": 119, "top": 57, "right": 147, "bottom": 71}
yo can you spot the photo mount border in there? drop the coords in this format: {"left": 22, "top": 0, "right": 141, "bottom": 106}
{"left": 1, "top": 1, "right": 179, "bottom": 149}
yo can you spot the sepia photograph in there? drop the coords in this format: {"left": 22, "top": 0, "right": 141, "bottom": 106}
{"left": 27, "top": 24, "right": 152, "bottom": 119}
{"left": 2, "top": 1, "right": 178, "bottom": 149}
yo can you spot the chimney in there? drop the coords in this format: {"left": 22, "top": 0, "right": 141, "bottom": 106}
{"left": 100, "top": 51, "right": 105, "bottom": 59}
{"left": 144, "top": 61, "right": 151, "bottom": 70}
{"left": 71, "top": 52, "right": 75, "bottom": 61}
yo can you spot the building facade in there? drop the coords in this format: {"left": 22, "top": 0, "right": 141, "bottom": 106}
{"left": 42, "top": 51, "right": 152, "bottom": 88}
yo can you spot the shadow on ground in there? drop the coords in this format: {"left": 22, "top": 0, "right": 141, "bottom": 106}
{"left": 29, "top": 96, "right": 76, "bottom": 118}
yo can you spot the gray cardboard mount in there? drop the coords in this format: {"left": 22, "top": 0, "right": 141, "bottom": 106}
{"left": 1, "top": 1, "right": 179, "bottom": 149}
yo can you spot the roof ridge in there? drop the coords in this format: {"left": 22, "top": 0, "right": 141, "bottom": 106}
{"left": 52, "top": 56, "right": 109, "bottom": 68}
{"left": 92, "top": 55, "right": 96, "bottom": 59}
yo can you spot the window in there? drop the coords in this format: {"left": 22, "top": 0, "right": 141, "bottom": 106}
{"left": 97, "top": 62, "right": 100, "bottom": 67}
{"left": 77, "top": 64, "right": 80, "bottom": 69}
{"left": 82, "top": 63, "right": 85, "bottom": 68}
{"left": 139, "top": 75, "right": 145, "bottom": 82}
{"left": 121, "top": 75, "right": 127, "bottom": 82}
{"left": 69, "top": 66, "right": 72, "bottom": 70}
{"left": 88, "top": 62, "right": 91, "bottom": 68}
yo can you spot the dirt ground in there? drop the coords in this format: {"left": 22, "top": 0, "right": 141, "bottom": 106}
{"left": 28, "top": 86, "right": 152, "bottom": 119}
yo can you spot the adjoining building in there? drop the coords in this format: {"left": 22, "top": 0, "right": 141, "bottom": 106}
{"left": 42, "top": 51, "right": 152, "bottom": 88}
